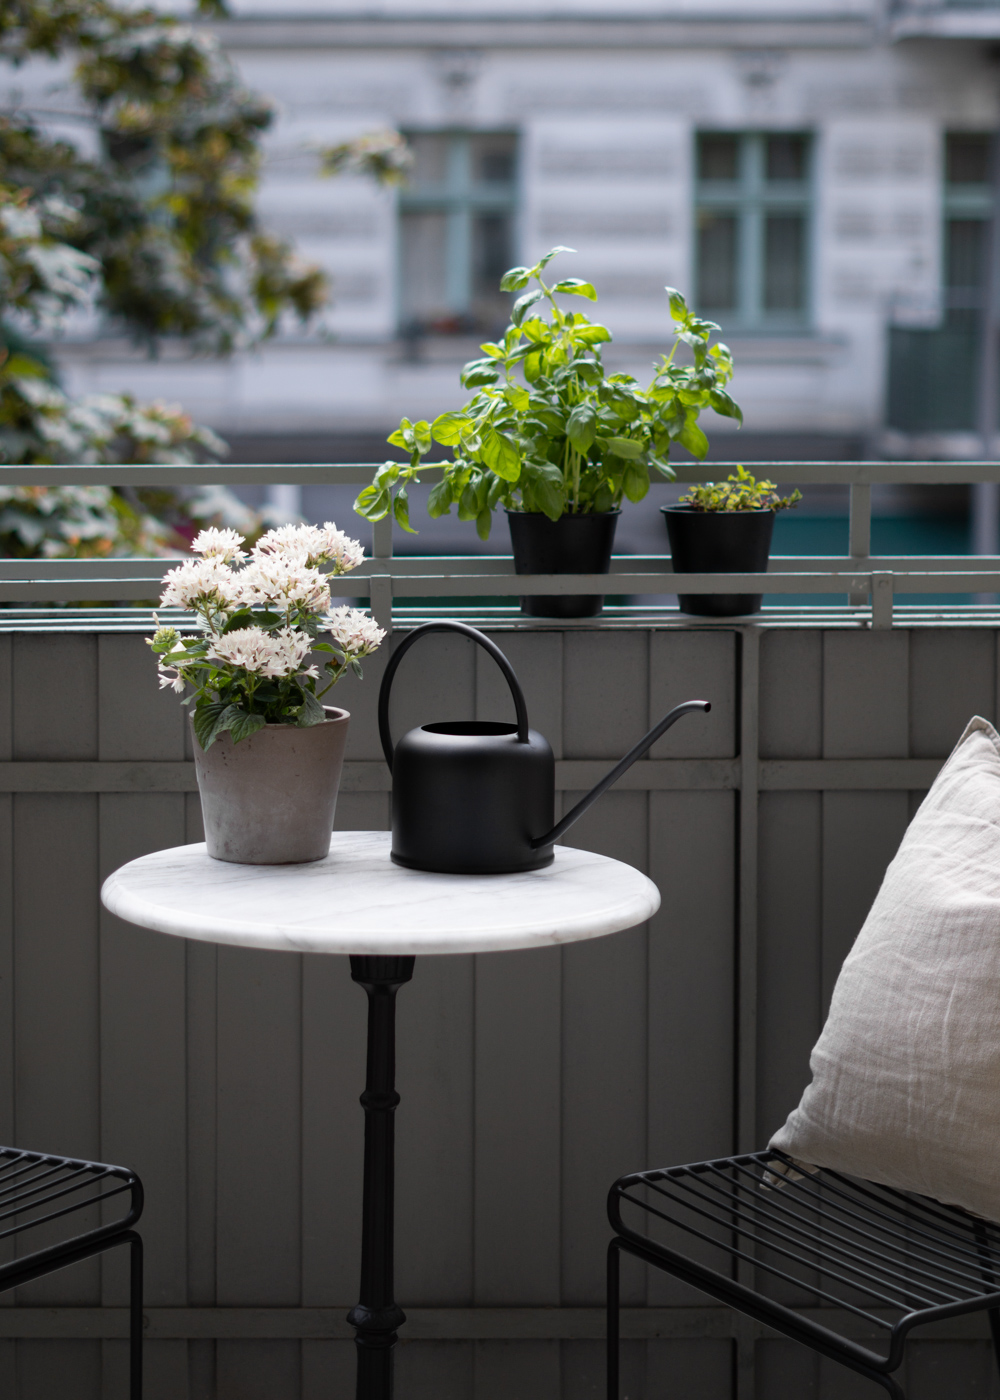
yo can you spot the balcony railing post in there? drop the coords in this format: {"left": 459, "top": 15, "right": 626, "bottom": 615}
{"left": 848, "top": 482, "right": 872, "bottom": 608}
{"left": 370, "top": 516, "right": 394, "bottom": 634}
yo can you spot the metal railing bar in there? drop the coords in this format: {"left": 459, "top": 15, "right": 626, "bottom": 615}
{"left": 643, "top": 1171, "right": 953, "bottom": 1307}
{"left": 771, "top": 1160, "right": 1000, "bottom": 1264}
{"left": 0, "top": 1162, "right": 86, "bottom": 1204}
{"left": 620, "top": 1178, "right": 926, "bottom": 1312}
{"left": 1, "top": 460, "right": 1000, "bottom": 486}
{"left": 0, "top": 1169, "right": 116, "bottom": 1226}
{"left": 0, "top": 1183, "right": 132, "bottom": 1242}
{"left": 699, "top": 1162, "right": 989, "bottom": 1297}
{"left": 616, "top": 1187, "right": 899, "bottom": 1325}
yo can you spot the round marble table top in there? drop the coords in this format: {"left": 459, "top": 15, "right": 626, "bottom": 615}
{"left": 101, "top": 831, "right": 661, "bottom": 956}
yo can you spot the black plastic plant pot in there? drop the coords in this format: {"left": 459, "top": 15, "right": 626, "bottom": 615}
{"left": 506, "top": 510, "right": 620, "bottom": 618}
{"left": 662, "top": 506, "right": 775, "bottom": 617}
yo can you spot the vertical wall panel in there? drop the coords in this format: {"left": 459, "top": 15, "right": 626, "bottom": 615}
{"left": 98, "top": 635, "right": 185, "bottom": 760}
{"left": 385, "top": 631, "right": 477, "bottom": 748}
{"left": 821, "top": 791, "right": 910, "bottom": 1011}
{"left": 186, "top": 939, "right": 217, "bottom": 1308}
{"left": 301, "top": 952, "right": 365, "bottom": 1305}
{"left": 563, "top": 631, "right": 648, "bottom": 759}
{"left": 395, "top": 955, "right": 475, "bottom": 1304}
{"left": 12, "top": 635, "right": 98, "bottom": 760}
{"left": 478, "top": 630, "right": 563, "bottom": 755}
{"left": 216, "top": 946, "right": 302, "bottom": 1305}
{"left": 649, "top": 630, "right": 737, "bottom": 757}
{"left": 474, "top": 1340, "right": 560, "bottom": 1400}
{"left": 13, "top": 793, "right": 101, "bottom": 1304}
{"left": 647, "top": 789, "right": 736, "bottom": 1307}
{"left": 216, "top": 1340, "right": 300, "bottom": 1400}
{"left": 560, "top": 792, "right": 648, "bottom": 1305}
{"left": 759, "top": 630, "right": 822, "bottom": 759}
{"left": 757, "top": 791, "right": 823, "bottom": 1142}
{"left": 99, "top": 794, "right": 188, "bottom": 1306}
{"left": 822, "top": 630, "right": 909, "bottom": 758}
{"left": 909, "top": 629, "right": 995, "bottom": 758}
{"left": 474, "top": 945, "right": 561, "bottom": 1305}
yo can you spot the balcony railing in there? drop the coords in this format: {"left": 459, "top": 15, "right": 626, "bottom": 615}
{"left": 2, "top": 461, "right": 1000, "bottom": 629}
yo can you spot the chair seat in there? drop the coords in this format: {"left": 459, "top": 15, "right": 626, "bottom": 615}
{"left": 608, "top": 1149, "right": 1000, "bottom": 1391}
{"left": 0, "top": 1144, "right": 142, "bottom": 1293}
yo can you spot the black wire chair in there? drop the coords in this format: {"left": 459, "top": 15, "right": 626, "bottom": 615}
{"left": 0, "top": 1144, "right": 144, "bottom": 1398}
{"left": 607, "top": 1149, "right": 1000, "bottom": 1399}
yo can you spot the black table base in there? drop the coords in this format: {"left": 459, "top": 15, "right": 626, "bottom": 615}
{"left": 348, "top": 954, "right": 415, "bottom": 1400}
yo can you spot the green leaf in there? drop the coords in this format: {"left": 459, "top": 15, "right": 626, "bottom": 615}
{"left": 499, "top": 266, "right": 532, "bottom": 292}
{"left": 461, "top": 363, "right": 501, "bottom": 389}
{"left": 566, "top": 402, "right": 597, "bottom": 454}
{"left": 677, "top": 418, "right": 710, "bottom": 460}
{"left": 432, "top": 410, "right": 472, "bottom": 445}
{"left": 475, "top": 508, "right": 493, "bottom": 541}
{"left": 427, "top": 479, "right": 454, "bottom": 517}
{"left": 479, "top": 342, "right": 506, "bottom": 359}
{"left": 602, "top": 435, "right": 645, "bottom": 460}
{"left": 228, "top": 710, "right": 267, "bottom": 744}
{"left": 551, "top": 278, "right": 597, "bottom": 301}
{"left": 665, "top": 286, "right": 688, "bottom": 321}
{"left": 295, "top": 689, "right": 326, "bottom": 727}
{"left": 572, "top": 324, "right": 612, "bottom": 345}
{"left": 353, "top": 486, "right": 389, "bottom": 521}
{"left": 511, "top": 289, "right": 546, "bottom": 326}
{"left": 505, "top": 384, "right": 530, "bottom": 412}
{"left": 480, "top": 427, "right": 521, "bottom": 481}
{"left": 393, "top": 488, "right": 416, "bottom": 533}
{"left": 623, "top": 462, "right": 650, "bottom": 503}
{"left": 193, "top": 701, "right": 241, "bottom": 751}
{"left": 709, "top": 388, "right": 743, "bottom": 424}
{"left": 536, "top": 246, "right": 575, "bottom": 269}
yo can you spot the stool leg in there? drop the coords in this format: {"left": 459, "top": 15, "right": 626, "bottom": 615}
{"left": 347, "top": 955, "right": 415, "bottom": 1400}
{"left": 129, "top": 1233, "right": 143, "bottom": 1400}
{"left": 607, "top": 1240, "right": 621, "bottom": 1400}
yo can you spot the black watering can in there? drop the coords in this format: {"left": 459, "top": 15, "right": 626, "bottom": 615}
{"left": 378, "top": 621, "right": 710, "bottom": 874}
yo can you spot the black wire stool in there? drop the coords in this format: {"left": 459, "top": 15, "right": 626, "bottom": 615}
{"left": 607, "top": 1149, "right": 1000, "bottom": 1399}
{"left": 0, "top": 1145, "right": 144, "bottom": 1398}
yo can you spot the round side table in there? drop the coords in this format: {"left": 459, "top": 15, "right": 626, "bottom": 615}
{"left": 102, "top": 830, "right": 660, "bottom": 1400}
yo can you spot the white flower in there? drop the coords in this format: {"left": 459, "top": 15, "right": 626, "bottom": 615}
{"left": 191, "top": 527, "right": 246, "bottom": 562}
{"left": 157, "top": 667, "right": 186, "bottom": 695}
{"left": 314, "top": 522, "right": 365, "bottom": 574}
{"left": 252, "top": 521, "right": 365, "bottom": 573}
{"left": 324, "top": 606, "right": 386, "bottom": 657}
{"left": 208, "top": 626, "right": 312, "bottom": 679}
{"left": 160, "top": 556, "right": 241, "bottom": 612}
{"left": 237, "top": 555, "right": 330, "bottom": 614}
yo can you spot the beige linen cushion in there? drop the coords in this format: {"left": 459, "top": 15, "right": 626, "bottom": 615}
{"left": 770, "top": 715, "right": 1000, "bottom": 1221}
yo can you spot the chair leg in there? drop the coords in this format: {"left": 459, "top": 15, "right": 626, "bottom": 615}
{"left": 606, "top": 1240, "right": 620, "bottom": 1400}
{"left": 129, "top": 1233, "right": 143, "bottom": 1400}
{"left": 988, "top": 1308, "right": 1000, "bottom": 1385}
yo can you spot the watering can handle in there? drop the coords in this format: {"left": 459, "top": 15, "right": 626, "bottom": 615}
{"left": 379, "top": 620, "right": 531, "bottom": 772}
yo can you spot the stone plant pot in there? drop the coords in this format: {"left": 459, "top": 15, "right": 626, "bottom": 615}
{"left": 192, "top": 707, "right": 350, "bottom": 864}
{"left": 506, "top": 509, "right": 619, "bottom": 618}
{"left": 662, "top": 506, "right": 775, "bottom": 617}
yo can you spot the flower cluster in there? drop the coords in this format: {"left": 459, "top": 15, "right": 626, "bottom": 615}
{"left": 148, "top": 521, "right": 385, "bottom": 748}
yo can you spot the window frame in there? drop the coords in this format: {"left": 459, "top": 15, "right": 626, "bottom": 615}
{"left": 694, "top": 130, "right": 814, "bottom": 334}
{"left": 397, "top": 128, "right": 519, "bottom": 335}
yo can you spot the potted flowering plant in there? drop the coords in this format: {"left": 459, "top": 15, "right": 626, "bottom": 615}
{"left": 354, "top": 249, "right": 741, "bottom": 617}
{"left": 664, "top": 466, "right": 801, "bottom": 617}
{"left": 149, "top": 522, "right": 385, "bottom": 864}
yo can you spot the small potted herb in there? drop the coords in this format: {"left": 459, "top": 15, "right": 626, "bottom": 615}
{"left": 664, "top": 466, "right": 801, "bottom": 616}
{"left": 354, "top": 249, "right": 741, "bottom": 617}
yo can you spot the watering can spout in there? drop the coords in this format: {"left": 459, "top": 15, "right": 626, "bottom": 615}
{"left": 530, "top": 700, "right": 711, "bottom": 851}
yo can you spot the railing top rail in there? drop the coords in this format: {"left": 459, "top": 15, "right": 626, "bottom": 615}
{"left": 1, "top": 461, "right": 999, "bottom": 486}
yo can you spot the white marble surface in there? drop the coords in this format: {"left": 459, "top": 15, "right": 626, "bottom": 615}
{"left": 101, "top": 831, "right": 660, "bottom": 956}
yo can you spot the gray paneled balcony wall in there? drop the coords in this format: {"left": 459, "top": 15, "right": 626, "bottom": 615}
{"left": 1, "top": 615, "right": 999, "bottom": 1399}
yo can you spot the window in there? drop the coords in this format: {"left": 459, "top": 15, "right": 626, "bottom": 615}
{"left": 886, "top": 132, "right": 993, "bottom": 432}
{"left": 398, "top": 131, "right": 518, "bottom": 336}
{"left": 694, "top": 132, "right": 812, "bottom": 331}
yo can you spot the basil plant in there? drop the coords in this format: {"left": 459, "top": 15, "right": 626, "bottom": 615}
{"left": 354, "top": 248, "right": 742, "bottom": 540}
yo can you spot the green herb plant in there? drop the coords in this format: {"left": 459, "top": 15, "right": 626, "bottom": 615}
{"left": 354, "top": 248, "right": 742, "bottom": 540}
{"left": 679, "top": 466, "right": 802, "bottom": 513}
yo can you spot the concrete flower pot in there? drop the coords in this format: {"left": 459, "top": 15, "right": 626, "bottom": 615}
{"left": 192, "top": 707, "right": 350, "bottom": 864}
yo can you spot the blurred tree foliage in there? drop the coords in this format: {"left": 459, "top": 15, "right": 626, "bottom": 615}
{"left": 0, "top": 0, "right": 403, "bottom": 557}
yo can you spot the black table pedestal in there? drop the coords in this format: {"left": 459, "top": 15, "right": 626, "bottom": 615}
{"left": 347, "top": 954, "right": 415, "bottom": 1400}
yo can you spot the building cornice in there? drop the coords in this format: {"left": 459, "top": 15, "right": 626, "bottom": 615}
{"left": 209, "top": 15, "right": 876, "bottom": 52}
